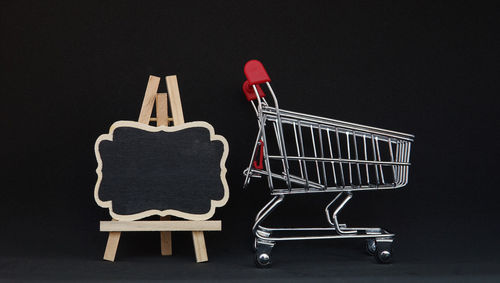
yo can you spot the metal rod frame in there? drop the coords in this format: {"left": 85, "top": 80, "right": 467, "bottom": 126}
{"left": 244, "top": 82, "right": 413, "bottom": 247}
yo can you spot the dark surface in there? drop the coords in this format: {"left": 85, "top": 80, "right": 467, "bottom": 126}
{"left": 98, "top": 124, "right": 225, "bottom": 216}
{"left": 1, "top": 239, "right": 500, "bottom": 282}
{"left": 1, "top": 0, "right": 499, "bottom": 281}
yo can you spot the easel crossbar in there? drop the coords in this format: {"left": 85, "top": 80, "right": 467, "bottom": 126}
{"left": 100, "top": 220, "right": 222, "bottom": 232}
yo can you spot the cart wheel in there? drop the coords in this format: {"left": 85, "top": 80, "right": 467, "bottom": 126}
{"left": 254, "top": 243, "right": 273, "bottom": 268}
{"left": 375, "top": 240, "right": 393, "bottom": 264}
{"left": 365, "top": 239, "right": 377, "bottom": 256}
{"left": 255, "top": 251, "right": 272, "bottom": 268}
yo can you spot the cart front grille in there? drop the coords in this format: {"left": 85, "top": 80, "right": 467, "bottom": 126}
{"left": 247, "top": 106, "right": 413, "bottom": 194}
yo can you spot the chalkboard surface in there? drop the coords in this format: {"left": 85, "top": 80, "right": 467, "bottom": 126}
{"left": 94, "top": 121, "right": 229, "bottom": 221}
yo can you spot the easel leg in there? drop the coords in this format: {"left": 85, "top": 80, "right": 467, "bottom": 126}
{"left": 192, "top": 231, "right": 208, "bottom": 263}
{"left": 103, "top": 231, "right": 121, "bottom": 262}
{"left": 160, "top": 216, "right": 172, "bottom": 256}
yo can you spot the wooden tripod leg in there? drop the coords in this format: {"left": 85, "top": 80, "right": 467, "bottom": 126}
{"left": 160, "top": 216, "right": 172, "bottom": 255}
{"left": 156, "top": 92, "right": 172, "bottom": 256}
{"left": 138, "top": 75, "right": 161, "bottom": 124}
{"left": 192, "top": 231, "right": 208, "bottom": 263}
{"left": 103, "top": 231, "right": 121, "bottom": 261}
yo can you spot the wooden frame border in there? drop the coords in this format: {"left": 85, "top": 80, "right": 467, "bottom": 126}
{"left": 94, "top": 120, "right": 230, "bottom": 221}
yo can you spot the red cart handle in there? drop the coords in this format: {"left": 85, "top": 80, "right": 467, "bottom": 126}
{"left": 244, "top": 60, "right": 271, "bottom": 84}
{"left": 243, "top": 60, "right": 270, "bottom": 101}
{"left": 242, "top": 80, "right": 266, "bottom": 101}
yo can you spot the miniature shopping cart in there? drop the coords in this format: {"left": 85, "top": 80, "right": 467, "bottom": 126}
{"left": 241, "top": 60, "right": 414, "bottom": 267}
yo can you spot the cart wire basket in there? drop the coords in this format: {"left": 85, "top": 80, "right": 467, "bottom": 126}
{"left": 241, "top": 60, "right": 414, "bottom": 267}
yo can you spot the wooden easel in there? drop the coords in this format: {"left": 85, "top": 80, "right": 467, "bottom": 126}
{"left": 100, "top": 75, "right": 221, "bottom": 262}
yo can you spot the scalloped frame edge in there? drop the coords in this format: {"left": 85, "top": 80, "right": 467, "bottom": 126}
{"left": 94, "top": 120, "right": 229, "bottom": 221}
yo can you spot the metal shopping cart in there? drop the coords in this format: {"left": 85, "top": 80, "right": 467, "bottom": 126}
{"left": 241, "top": 60, "right": 414, "bottom": 267}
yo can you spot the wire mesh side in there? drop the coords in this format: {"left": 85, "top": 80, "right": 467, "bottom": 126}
{"left": 260, "top": 112, "right": 412, "bottom": 194}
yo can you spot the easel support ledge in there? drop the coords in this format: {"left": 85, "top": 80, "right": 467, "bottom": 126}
{"left": 100, "top": 220, "right": 221, "bottom": 232}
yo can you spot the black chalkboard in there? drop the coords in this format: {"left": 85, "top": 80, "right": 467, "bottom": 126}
{"left": 94, "top": 121, "right": 229, "bottom": 221}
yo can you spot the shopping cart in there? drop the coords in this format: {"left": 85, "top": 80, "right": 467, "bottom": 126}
{"left": 241, "top": 60, "right": 414, "bottom": 267}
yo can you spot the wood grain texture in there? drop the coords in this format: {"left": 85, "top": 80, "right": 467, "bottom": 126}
{"left": 160, "top": 216, "right": 172, "bottom": 256}
{"left": 155, "top": 93, "right": 169, "bottom": 126}
{"left": 100, "top": 220, "right": 221, "bottom": 231}
{"left": 138, "top": 75, "right": 161, "bottom": 124}
{"left": 103, "top": 219, "right": 121, "bottom": 262}
{"left": 156, "top": 92, "right": 174, "bottom": 255}
{"left": 103, "top": 232, "right": 121, "bottom": 261}
{"left": 166, "top": 75, "right": 185, "bottom": 125}
{"left": 192, "top": 231, "right": 208, "bottom": 263}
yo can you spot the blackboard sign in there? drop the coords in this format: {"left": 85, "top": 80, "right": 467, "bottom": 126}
{"left": 94, "top": 121, "right": 229, "bottom": 221}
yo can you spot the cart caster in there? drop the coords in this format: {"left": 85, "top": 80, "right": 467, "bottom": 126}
{"left": 254, "top": 242, "right": 274, "bottom": 268}
{"left": 365, "top": 239, "right": 377, "bottom": 256}
{"left": 255, "top": 252, "right": 272, "bottom": 268}
{"left": 375, "top": 240, "right": 393, "bottom": 264}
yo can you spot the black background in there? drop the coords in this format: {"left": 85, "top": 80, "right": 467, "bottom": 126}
{"left": 1, "top": 0, "right": 499, "bottom": 281}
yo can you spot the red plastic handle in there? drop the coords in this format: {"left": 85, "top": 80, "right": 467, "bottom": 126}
{"left": 242, "top": 80, "right": 266, "bottom": 101}
{"left": 244, "top": 60, "right": 271, "bottom": 84}
{"left": 253, "top": 140, "right": 264, "bottom": 170}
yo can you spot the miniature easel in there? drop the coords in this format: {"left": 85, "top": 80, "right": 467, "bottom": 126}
{"left": 100, "top": 75, "right": 221, "bottom": 262}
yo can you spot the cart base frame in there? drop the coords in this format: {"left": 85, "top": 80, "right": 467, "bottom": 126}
{"left": 252, "top": 192, "right": 396, "bottom": 267}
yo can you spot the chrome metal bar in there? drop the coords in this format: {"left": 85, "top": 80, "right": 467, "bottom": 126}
{"left": 259, "top": 113, "right": 275, "bottom": 191}
{"left": 267, "top": 156, "right": 410, "bottom": 166}
{"left": 253, "top": 195, "right": 284, "bottom": 234}
{"left": 363, "top": 135, "right": 370, "bottom": 184}
{"left": 397, "top": 141, "right": 403, "bottom": 186}
{"left": 250, "top": 168, "right": 403, "bottom": 192}
{"left": 395, "top": 141, "right": 401, "bottom": 186}
{"left": 371, "top": 134, "right": 380, "bottom": 185}
{"left": 259, "top": 226, "right": 388, "bottom": 232}
{"left": 404, "top": 142, "right": 411, "bottom": 185}
{"left": 270, "top": 184, "right": 404, "bottom": 195}
{"left": 255, "top": 194, "right": 280, "bottom": 222}
{"left": 297, "top": 121, "right": 310, "bottom": 190}
{"left": 260, "top": 227, "right": 392, "bottom": 234}
{"left": 326, "top": 129, "right": 338, "bottom": 186}
{"left": 317, "top": 125, "right": 328, "bottom": 189}
{"left": 346, "top": 132, "right": 353, "bottom": 185}
{"left": 375, "top": 137, "right": 385, "bottom": 184}
{"left": 250, "top": 100, "right": 258, "bottom": 115}
{"left": 243, "top": 128, "right": 264, "bottom": 188}
{"left": 265, "top": 83, "right": 291, "bottom": 190}
{"left": 325, "top": 192, "right": 356, "bottom": 235}
{"left": 310, "top": 125, "right": 321, "bottom": 184}
{"left": 252, "top": 85, "right": 263, "bottom": 111}
{"left": 388, "top": 138, "right": 396, "bottom": 185}
{"left": 261, "top": 107, "right": 414, "bottom": 141}
{"left": 255, "top": 232, "right": 394, "bottom": 242}
{"left": 272, "top": 120, "right": 287, "bottom": 175}
{"left": 293, "top": 122, "right": 304, "bottom": 178}
{"left": 266, "top": 116, "right": 402, "bottom": 144}
{"left": 325, "top": 192, "right": 342, "bottom": 225}
{"left": 250, "top": 168, "right": 323, "bottom": 189}
{"left": 335, "top": 128, "right": 346, "bottom": 187}
{"left": 352, "top": 131, "right": 362, "bottom": 185}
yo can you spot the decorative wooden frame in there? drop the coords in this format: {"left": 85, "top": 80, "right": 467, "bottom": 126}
{"left": 94, "top": 121, "right": 229, "bottom": 221}
{"left": 97, "top": 75, "right": 226, "bottom": 263}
